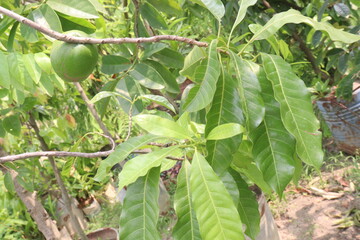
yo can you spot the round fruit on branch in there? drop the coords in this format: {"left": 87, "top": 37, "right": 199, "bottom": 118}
{"left": 50, "top": 30, "right": 99, "bottom": 82}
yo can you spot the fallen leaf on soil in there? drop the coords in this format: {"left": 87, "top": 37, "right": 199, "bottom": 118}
{"left": 309, "top": 186, "right": 344, "bottom": 200}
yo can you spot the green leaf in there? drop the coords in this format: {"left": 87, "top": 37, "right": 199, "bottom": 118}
{"left": 249, "top": 9, "right": 360, "bottom": 44}
{"left": 129, "top": 63, "right": 166, "bottom": 90}
{"left": 140, "top": 2, "right": 168, "bottom": 29}
{"left": 118, "top": 146, "right": 179, "bottom": 190}
{"left": 206, "top": 123, "right": 244, "bottom": 140}
{"left": 219, "top": 171, "right": 240, "bottom": 206}
{"left": 58, "top": 13, "right": 96, "bottom": 33}
{"left": 336, "top": 65, "right": 360, "bottom": 100}
{"left": 134, "top": 114, "right": 192, "bottom": 139}
{"left": 120, "top": 167, "right": 161, "bottom": 240}
{"left": 94, "top": 134, "right": 161, "bottom": 182}
{"left": 20, "top": 12, "right": 38, "bottom": 43}
{"left": 261, "top": 53, "right": 323, "bottom": 168}
{"left": 183, "top": 40, "right": 220, "bottom": 112}
{"left": 229, "top": 169, "right": 260, "bottom": 240}
{"left": 22, "top": 54, "right": 42, "bottom": 84}
{"left": 229, "top": 0, "right": 257, "bottom": 40}
{"left": 180, "top": 46, "right": 207, "bottom": 80}
{"left": 4, "top": 172, "right": 15, "bottom": 194}
{"left": 142, "top": 43, "right": 167, "bottom": 60}
{"left": 8, "top": 52, "right": 26, "bottom": 91}
{"left": 101, "top": 55, "right": 131, "bottom": 74}
{"left": 32, "top": 4, "right": 62, "bottom": 37}
{"left": 190, "top": 150, "right": 245, "bottom": 240}
{"left": 205, "top": 72, "right": 244, "bottom": 174}
{"left": 145, "top": 60, "right": 180, "bottom": 93}
{"left": 0, "top": 52, "right": 10, "bottom": 88}
{"left": 47, "top": 0, "right": 98, "bottom": 19}
{"left": 34, "top": 53, "right": 52, "bottom": 74}
{"left": 0, "top": 120, "right": 6, "bottom": 137}
{"left": 200, "top": 0, "right": 225, "bottom": 21}
{"left": 250, "top": 68, "right": 296, "bottom": 196}
{"left": 147, "top": 0, "right": 182, "bottom": 16}
{"left": 152, "top": 48, "right": 184, "bottom": 69}
{"left": 3, "top": 114, "right": 21, "bottom": 136}
{"left": 229, "top": 51, "right": 265, "bottom": 130}
{"left": 140, "top": 94, "right": 176, "bottom": 113}
{"left": 39, "top": 73, "right": 54, "bottom": 96}
{"left": 173, "top": 161, "right": 201, "bottom": 240}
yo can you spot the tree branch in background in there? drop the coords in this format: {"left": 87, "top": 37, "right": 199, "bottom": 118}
{"left": 28, "top": 114, "right": 89, "bottom": 240}
{"left": 73, "top": 82, "right": 115, "bottom": 140}
{"left": 0, "top": 6, "right": 208, "bottom": 47}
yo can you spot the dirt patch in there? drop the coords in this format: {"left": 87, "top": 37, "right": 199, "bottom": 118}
{"left": 272, "top": 167, "right": 360, "bottom": 240}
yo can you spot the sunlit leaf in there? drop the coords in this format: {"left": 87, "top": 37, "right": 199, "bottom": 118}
{"left": 199, "top": 0, "right": 225, "bottom": 21}
{"left": 190, "top": 150, "right": 244, "bottom": 240}
{"left": 261, "top": 53, "right": 323, "bottom": 168}
{"left": 120, "top": 167, "right": 161, "bottom": 240}
{"left": 47, "top": 0, "right": 99, "bottom": 19}
{"left": 206, "top": 123, "right": 244, "bottom": 140}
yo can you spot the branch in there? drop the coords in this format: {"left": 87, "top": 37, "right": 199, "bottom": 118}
{"left": 0, "top": 6, "right": 208, "bottom": 47}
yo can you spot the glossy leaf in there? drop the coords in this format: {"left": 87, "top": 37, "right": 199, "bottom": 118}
{"left": 134, "top": 114, "right": 192, "bottom": 139}
{"left": 129, "top": 63, "right": 166, "bottom": 90}
{"left": 3, "top": 114, "right": 21, "bottom": 136}
{"left": 190, "top": 150, "right": 244, "bottom": 240}
{"left": 261, "top": 53, "right": 323, "bottom": 168}
{"left": 183, "top": 40, "right": 220, "bottom": 112}
{"left": 101, "top": 55, "right": 131, "bottom": 74}
{"left": 206, "top": 123, "right": 244, "bottom": 140}
{"left": 229, "top": 169, "right": 260, "bottom": 240}
{"left": 120, "top": 167, "right": 161, "bottom": 240}
{"left": 173, "top": 161, "right": 201, "bottom": 240}
{"left": 200, "top": 0, "right": 225, "bottom": 21}
{"left": 205, "top": 72, "right": 244, "bottom": 174}
{"left": 94, "top": 134, "right": 161, "bottom": 182}
{"left": 47, "top": 0, "right": 99, "bottom": 19}
{"left": 250, "top": 9, "right": 360, "bottom": 44}
{"left": 118, "top": 146, "right": 179, "bottom": 190}
{"left": 140, "top": 94, "right": 176, "bottom": 113}
{"left": 229, "top": 51, "right": 264, "bottom": 130}
{"left": 250, "top": 68, "right": 295, "bottom": 196}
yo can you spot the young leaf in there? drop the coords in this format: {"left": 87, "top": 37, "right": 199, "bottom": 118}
{"left": 229, "top": 0, "right": 257, "bottom": 41}
{"left": 205, "top": 72, "right": 244, "bottom": 174}
{"left": 250, "top": 68, "right": 295, "bottom": 196}
{"left": 134, "top": 114, "right": 193, "bottom": 139}
{"left": 47, "top": 0, "right": 99, "bottom": 19}
{"left": 200, "top": 0, "right": 225, "bottom": 21}
{"left": 183, "top": 40, "right": 220, "bottom": 112}
{"left": 190, "top": 150, "right": 245, "bottom": 240}
{"left": 229, "top": 51, "right": 265, "bottom": 130}
{"left": 120, "top": 167, "right": 161, "bottom": 240}
{"left": 261, "top": 53, "right": 323, "bottom": 168}
{"left": 229, "top": 169, "right": 260, "bottom": 240}
{"left": 94, "top": 134, "right": 162, "bottom": 182}
{"left": 250, "top": 9, "right": 360, "bottom": 44}
{"left": 173, "top": 161, "right": 201, "bottom": 240}
{"left": 118, "top": 146, "right": 179, "bottom": 190}
{"left": 206, "top": 123, "right": 244, "bottom": 140}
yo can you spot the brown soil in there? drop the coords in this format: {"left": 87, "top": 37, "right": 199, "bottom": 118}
{"left": 272, "top": 167, "right": 360, "bottom": 240}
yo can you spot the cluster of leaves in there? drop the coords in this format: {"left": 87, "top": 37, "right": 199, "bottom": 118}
{"left": 0, "top": 0, "right": 360, "bottom": 239}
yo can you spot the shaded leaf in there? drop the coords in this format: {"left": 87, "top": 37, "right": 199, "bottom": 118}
{"left": 120, "top": 167, "right": 161, "bottom": 240}
{"left": 145, "top": 60, "right": 180, "bottom": 93}
{"left": 152, "top": 48, "right": 184, "bottom": 69}
{"left": 101, "top": 55, "right": 131, "bottom": 74}
{"left": 173, "top": 161, "right": 201, "bottom": 240}
{"left": 200, "top": 0, "right": 225, "bottom": 21}
{"left": 180, "top": 46, "right": 207, "bottom": 80}
{"left": 205, "top": 72, "right": 244, "bottom": 174}
{"left": 336, "top": 65, "right": 360, "bottom": 100}
{"left": 261, "top": 53, "right": 323, "bottom": 168}
{"left": 130, "top": 63, "right": 166, "bottom": 90}
{"left": 190, "top": 150, "right": 244, "bottom": 240}
{"left": 3, "top": 114, "right": 21, "bottom": 136}
{"left": 140, "top": 94, "right": 176, "bottom": 113}
{"left": 118, "top": 146, "right": 179, "bottom": 190}
{"left": 229, "top": 51, "right": 264, "bottom": 130}
{"left": 140, "top": 2, "right": 168, "bottom": 29}
{"left": 250, "top": 68, "right": 295, "bottom": 196}
{"left": 147, "top": 0, "right": 182, "bottom": 16}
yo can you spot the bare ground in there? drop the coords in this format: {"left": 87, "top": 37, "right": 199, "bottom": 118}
{"left": 272, "top": 167, "right": 360, "bottom": 240}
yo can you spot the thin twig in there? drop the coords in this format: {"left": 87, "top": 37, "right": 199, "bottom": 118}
{"left": 0, "top": 6, "right": 208, "bottom": 47}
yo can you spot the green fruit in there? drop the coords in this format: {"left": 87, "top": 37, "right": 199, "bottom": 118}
{"left": 50, "top": 31, "right": 98, "bottom": 82}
